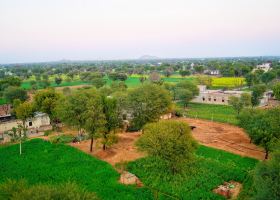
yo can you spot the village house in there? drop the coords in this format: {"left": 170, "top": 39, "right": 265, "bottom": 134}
{"left": 203, "top": 69, "right": 220, "bottom": 76}
{"left": 0, "top": 107, "right": 51, "bottom": 143}
{"left": 192, "top": 85, "right": 270, "bottom": 106}
{"left": 253, "top": 63, "right": 272, "bottom": 72}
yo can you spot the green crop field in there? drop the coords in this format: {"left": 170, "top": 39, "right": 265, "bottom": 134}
{"left": 129, "top": 145, "right": 258, "bottom": 200}
{"left": 0, "top": 139, "right": 151, "bottom": 200}
{"left": 181, "top": 102, "right": 238, "bottom": 125}
{"left": 0, "top": 139, "right": 257, "bottom": 200}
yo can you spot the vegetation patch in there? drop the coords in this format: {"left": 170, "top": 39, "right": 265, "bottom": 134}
{"left": 0, "top": 139, "right": 151, "bottom": 200}
{"left": 212, "top": 77, "right": 245, "bottom": 89}
{"left": 128, "top": 145, "right": 258, "bottom": 200}
{"left": 183, "top": 102, "right": 238, "bottom": 125}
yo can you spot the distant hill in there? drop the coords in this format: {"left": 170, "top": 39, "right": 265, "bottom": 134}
{"left": 138, "top": 55, "right": 159, "bottom": 60}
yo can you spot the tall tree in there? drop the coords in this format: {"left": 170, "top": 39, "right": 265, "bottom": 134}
{"left": 84, "top": 94, "right": 106, "bottom": 152}
{"left": 128, "top": 84, "right": 172, "bottom": 130}
{"left": 238, "top": 108, "right": 280, "bottom": 159}
{"left": 4, "top": 86, "right": 28, "bottom": 103}
{"left": 101, "top": 97, "right": 119, "bottom": 150}
{"left": 273, "top": 83, "right": 280, "bottom": 101}
{"left": 136, "top": 121, "right": 198, "bottom": 174}
{"left": 251, "top": 85, "right": 266, "bottom": 106}
{"left": 33, "top": 89, "right": 60, "bottom": 128}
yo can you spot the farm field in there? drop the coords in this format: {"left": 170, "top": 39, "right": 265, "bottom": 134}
{"left": 129, "top": 145, "right": 257, "bottom": 200}
{"left": 183, "top": 102, "right": 238, "bottom": 125}
{"left": 0, "top": 139, "right": 151, "bottom": 200}
{"left": 20, "top": 75, "right": 244, "bottom": 90}
{"left": 211, "top": 77, "right": 245, "bottom": 89}
{"left": 0, "top": 139, "right": 258, "bottom": 200}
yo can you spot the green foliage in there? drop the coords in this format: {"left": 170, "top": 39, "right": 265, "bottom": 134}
{"left": 33, "top": 88, "right": 60, "bottom": 121}
{"left": 175, "top": 80, "right": 199, "bottom": 107}
{"left": 54, "top": 76, "right": 63, "bottom": 85}
{"left": 253, "top": 150, "right": 280, "bottom": 200}
{"left": 14, "top": 102, "right": 34, "bottom": 124}
{"left": 260, "top": 71, "right": 276, "bottom": 85}
{"left": 0, "top": 179, "right": 98, "bottom": 200}
{"left": 272, "top": 82, "right": 280, "bottom": 100}
{"left": 3, "top": 86, "right": 28, "bottom": 103}
{"left": 182, "top": 102, "right": 238, "bottom": 124}
{"left": 238, "top": 108, "right": 280, "bottom": 159}
{"left": 128, "top": 84, "right": 172, "bottom": 130}
{"left": 49, "top": 134, "right": 74, "bottom": 144}
{"left": 0, "top": 139, "right": 152, "bottom": 200}
{"left": 129, "top": 145, "right": 257, "bottom": 200}
{"left": 137, "top": 121, "right": 198, "bottom": 174}
{"left": 228, "top": 93, "right": 252, "bottom": 115}
{"left": 251, "top": 85, "right": 266, "bottom": 106}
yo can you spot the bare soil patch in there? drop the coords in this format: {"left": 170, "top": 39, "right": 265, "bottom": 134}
{"left": 177, "top": 118, "right": 265, "bottom": 160}
{"left": 69, "top": 132, "right": 146, "bottom": 166}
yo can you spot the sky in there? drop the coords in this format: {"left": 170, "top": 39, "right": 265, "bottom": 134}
{"left": 0, "top": 0, "right": 280, "bottom": 63}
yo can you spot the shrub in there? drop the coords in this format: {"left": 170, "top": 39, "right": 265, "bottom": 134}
{"left": 0, "top": 179, "right": 98, "bottom": 200}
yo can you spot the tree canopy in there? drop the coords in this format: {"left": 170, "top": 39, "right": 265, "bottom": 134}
{"left": 137, "top": 120, "right": 197, "bottom": 174}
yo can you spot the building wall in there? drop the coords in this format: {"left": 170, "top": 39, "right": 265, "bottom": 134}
{"left": 0, "top": 115, "right": 51, "bottom": 134}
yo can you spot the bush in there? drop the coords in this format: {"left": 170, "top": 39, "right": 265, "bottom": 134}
{"left": 49, "top": 134, "right": 74, "bottom": 144}
{"left": 0, "top": 179, "right": 98, "bottom": 200}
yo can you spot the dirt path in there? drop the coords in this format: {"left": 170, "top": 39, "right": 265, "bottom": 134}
{"left": 177, "top": 118, "right": 265, "bottom": 160}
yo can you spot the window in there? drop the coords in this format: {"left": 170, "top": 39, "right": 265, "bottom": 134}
{"left": 202, "top": 97, "right": 205, "bottom": 101}
{"left": 222, "top": 99, "right": 225, "bottom": 102}
{"left": 214, "top": 98, "right": 217, "bottom": 101}
{"left": 208, "top": 98, "right": 211, "bottom": 101}
{"left": 29, "top": 121, "right": 32, "bottom": 127}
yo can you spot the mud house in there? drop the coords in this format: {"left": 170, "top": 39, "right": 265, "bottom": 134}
{"left": 192, "top": 85, "right": 269, "bottom": 106}
{"left": 0, "top": 112, "right": 51, "bottom": 140}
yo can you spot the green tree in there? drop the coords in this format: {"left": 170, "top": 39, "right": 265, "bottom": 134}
{"left": 128, "top": 84, "right": 172, "bottom": 130}
{"left": 33, "top": 89, "right": 60, "bottom": 128}
{"left": 4, "top": 87, "right": 28, "bottom": 103}
{"left": 91, "top": 77, "right": 106, "bottom": 88}
{"left": 177, "top": 89, "right": 193, "bottom": 108}
{"left": 55, "top": 76, "right": 62, "bottom": 85}
{"left": 179, "top": 70, "right": 191, "bottom": 77}
{"left": 251, "top": 85, "right": 266, "bottom": 106}
{"left": 238, "top": 108, "right": 280, "bottom": 159}
{"left": 136, "top": 121, "right": 198, "bottom": 174}
{"left": 229, "top": 93, "right": 252, "bottom": 115}
{"left": 253, "top": 150, "right": 280, "bottom": 200}
{"left": 84, "top": 93, "right": 106, "bottom": 152}
{"left": 101, "top": 96, "right": 119, "bottom": 150}
{"left": 56, "top": 90, "right": 91, "bottom": 135}
{"left": 261, "top": 71, "right": 276, "bottom": 85}
{"left": 272, "top": 83, "right": 280, "bottom": 100}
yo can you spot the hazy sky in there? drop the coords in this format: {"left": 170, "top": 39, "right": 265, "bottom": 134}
{"left": 1, "top": 0, "right": 280, "bottom": 63}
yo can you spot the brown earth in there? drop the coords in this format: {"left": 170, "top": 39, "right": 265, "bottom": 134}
{"left": 68, "top": 117, "right": 265, "bottom": 166}
{"left": 176, "top": 118, "right": 265, "bottom": 160}
{"left": 69, "top": 132, "right": 146, "bottom": 166}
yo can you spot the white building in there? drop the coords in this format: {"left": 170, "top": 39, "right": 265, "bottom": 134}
{"left": 0, "top": 112, "right": 51, "bottom": 136}
{"left": 203, "top": 69, "right": 220, "bottom": 76}
{"left": 253, "top": 63, "right": 272, "bottom": 73}
{"left": 191, "top": 85, "right": 269, "bottom": 106}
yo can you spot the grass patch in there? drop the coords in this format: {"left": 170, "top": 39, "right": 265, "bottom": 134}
{"left": 0, "top": 98, "right": 7, "bottom": 105}
{"left": 0, "top": 139, "right": 152, "bottom": 200}
{"left": 182, "top": 102, "right": 238, "bottom": 125}
{"left": 128, "top": 145, "right": 258, "bottom": 200}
